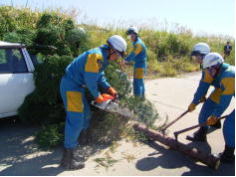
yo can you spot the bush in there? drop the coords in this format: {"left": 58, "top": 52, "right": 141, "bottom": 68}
{"left": 36, "top": 123, "right": 64, "bottom": 149}
{"left": 3, "top": 28, "right": 35, "bottom": 46}
{"left": 0, "top": 6, "right": 39, "bottom": 38}
{"left": 18, "top": 55, "right": 73, "bottom": 125}
{"left": 65, "top": 28, "right": 90, "bottom": 56}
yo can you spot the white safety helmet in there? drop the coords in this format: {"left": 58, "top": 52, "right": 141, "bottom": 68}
{"left": 126, "top": 26, "right": 139, "bottom": 35}
{"left": 191, "top": 42, "right": 210, "bottom": 56}
{"left": 202, "top": 52, "right": 224, "bottom": 69}
{"left": 107, "top": 35, "right": 127, "bottom": 57}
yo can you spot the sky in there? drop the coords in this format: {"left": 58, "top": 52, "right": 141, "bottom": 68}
{"left": 1, "top": 0, "right": 235, "bottom": 37}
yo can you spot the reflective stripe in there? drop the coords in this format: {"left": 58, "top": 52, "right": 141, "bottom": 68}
{"left": 66, "top": 91, "right": 83, "bottom": 112}
{"left": 221, "top": 77, "right": 235, "bottom": 95}
{"left": 210, "top": 88, "right": 222, "bottom": 104}
{"left": 134, "top": 68, "right": 144, "bottom": 79}
{"left": 134, "top": 44, "right": 143, "bottom": 55}
{"left": 85, "top": 53, "right": 103, "bottom": 73}
{"left": 202, "top": 70, "right": 213, "bottom": 84}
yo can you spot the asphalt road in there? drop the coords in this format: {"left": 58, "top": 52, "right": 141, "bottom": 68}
{"left": 0, "top": 71, "right": 234, "bottom": 176}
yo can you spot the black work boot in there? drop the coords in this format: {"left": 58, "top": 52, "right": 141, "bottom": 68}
{"left": 60, "top": 148, "right": 72, "bottom": 169}
{"left": 60, "top": 148, "right": 85, "bottom": 170}
{"left": 219, "top": 145, "right": 235, "bottom": 163}
{"left": 210, "top": 120, "right": 221, "bottom": 129}
{"left": 186, "top": 128, "right": 207, "bottom": 142}
{"left": 70, "top": 147, "right": 85, "bottom": 169}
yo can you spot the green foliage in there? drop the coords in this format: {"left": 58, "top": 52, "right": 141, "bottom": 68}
{"left": 104, "top": 62, "right": 132, "bottom": 98}
{"left": 119, "top": 96, "right": 158, "bottom": 126}
{"left": 65, "top": 28, "right": 90, "bottom": 56}
{"left": 36, "top": 123, "right": 64, "bottom": 149}
{"left": 3, "top": 28, "right": 36, "bottom": 46}
{"left": 0, "top": 6, "right": 89, "bottom": 57}
{"left": 0, "top": 6, "right": 39, "bottom": 38}
{"left": 2, "top": 32, "right": 21, "bottom": 43}
{"left": 18, "top": 55, "right": 72, "bottom": 125}
{"left": 34, "top": 55, "right": 72, "bottom": 103}
{"left": 31, "top": 13, "right": 89, "bottom": 56}
{"left": 33, "top": 25, "right": 66, "bottom": 55}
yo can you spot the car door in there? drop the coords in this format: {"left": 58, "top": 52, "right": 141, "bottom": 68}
{"left": 0, "top": 47, "right": 35, "bottom": 118}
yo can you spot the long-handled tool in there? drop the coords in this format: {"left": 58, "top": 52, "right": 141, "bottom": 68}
{"left": 174, "top": 115, "right": 228, "bottom": 141}
{"left": 160, "top": 110, "right": 189, "bottom": 134}
{"left": 160, "top": 97, "right": 206, "bottom": 134}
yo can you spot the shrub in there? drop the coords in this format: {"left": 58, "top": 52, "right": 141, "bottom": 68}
{"left": 3, "top": 28, "right": 35, "bottom": 46}
{"left": 18, "top": 55, "right": 73, "bottom": 125}
{"left": 0, "top": 6, "right": 39, "bottom": 38}
{"left": 36, "top": 123, "right": 64, "bottom": 149}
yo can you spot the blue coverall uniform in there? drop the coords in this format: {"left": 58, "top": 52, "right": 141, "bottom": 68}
{"left": 191, "top": 63, "right": 235, "bottom": 147}
{"left": 60, "top": 45, "right": 111, "bottom": 149}
{"left": 125, "top": 37, "right": 147, "bottom": 97}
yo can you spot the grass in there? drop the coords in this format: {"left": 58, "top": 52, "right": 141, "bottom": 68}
{"left": 0, "top": 6, "right": 234, "bottom": 79}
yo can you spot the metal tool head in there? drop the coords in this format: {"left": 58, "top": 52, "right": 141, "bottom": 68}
{"left": 91, "top": 99, "right": 135, "bottom": 119}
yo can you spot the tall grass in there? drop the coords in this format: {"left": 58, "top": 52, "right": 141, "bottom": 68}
{"left": 0, "top": 6, "right": 234, "bottom": 77}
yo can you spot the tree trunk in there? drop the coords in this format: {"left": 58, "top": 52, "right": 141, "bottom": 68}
{"left": 133, "top": 123, "right": 220, "bottom": 170}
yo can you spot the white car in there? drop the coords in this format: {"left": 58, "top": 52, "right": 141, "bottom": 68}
{"left": 0, "top": 41, "right": 36, "bottom": 118}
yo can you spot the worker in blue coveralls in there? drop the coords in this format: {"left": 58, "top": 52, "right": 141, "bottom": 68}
{"left": 186, "top": 52, "right": 235, "bottom": 163}
{"left": 187, "top": 43, "right": 221, "bottom": 129}
{"left": 123, "top": 26, "right": 147, "bottom": 98}
{"left": 59, "top": 35, "right": 127, "bottom": 170}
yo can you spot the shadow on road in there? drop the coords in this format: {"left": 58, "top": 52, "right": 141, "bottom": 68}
{"left": 0, "top": 117, "right": 108, "bottom": 176}
{"left": 0, "top": 117, "right": 64, "bottom": 175}
{"left": 136, "top": 140, "right": 235, "bottom": 176}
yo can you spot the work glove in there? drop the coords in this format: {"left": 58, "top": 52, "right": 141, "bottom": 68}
{"left": 206, "top": 116, "right": 218, "bottom": 126}
{"left": 188, "top": 96, "right": 206, "bottom": 112}
{"left": 107, "top": 87, "right": 118, "bottom": 98}
{"left": 95, "top": 93, "right": 114, "bottom": 104}
{"left": 188, "top": 103, "right": 196, "bottom": 112}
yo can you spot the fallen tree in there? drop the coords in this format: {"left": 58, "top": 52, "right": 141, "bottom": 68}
{"left": 133, "top": 123, "right": 220, "bottom": 170}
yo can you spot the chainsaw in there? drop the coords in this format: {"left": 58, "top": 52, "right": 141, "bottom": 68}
{"left": 91, "top": 99, "right": 135, "bottom": 119}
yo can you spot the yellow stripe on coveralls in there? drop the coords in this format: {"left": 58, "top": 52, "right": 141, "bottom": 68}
{"left": 221, "top": 78, "right": 235, "bottom": 95}
{"left": 134, "top": 68, "right": 144, "bottom": 79}
{"left": 85, "top": 53, "right": 103, "bottom": 73}
{"left": 134, "top": 44, "right": 143, "bottom": 55}
{"left": 66, "top": 91, "right": 84, "bottom": 112}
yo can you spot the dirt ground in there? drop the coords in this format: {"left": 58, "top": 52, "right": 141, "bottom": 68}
{"left": 0, "top": 71, "right": 234, "bottom": 176}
